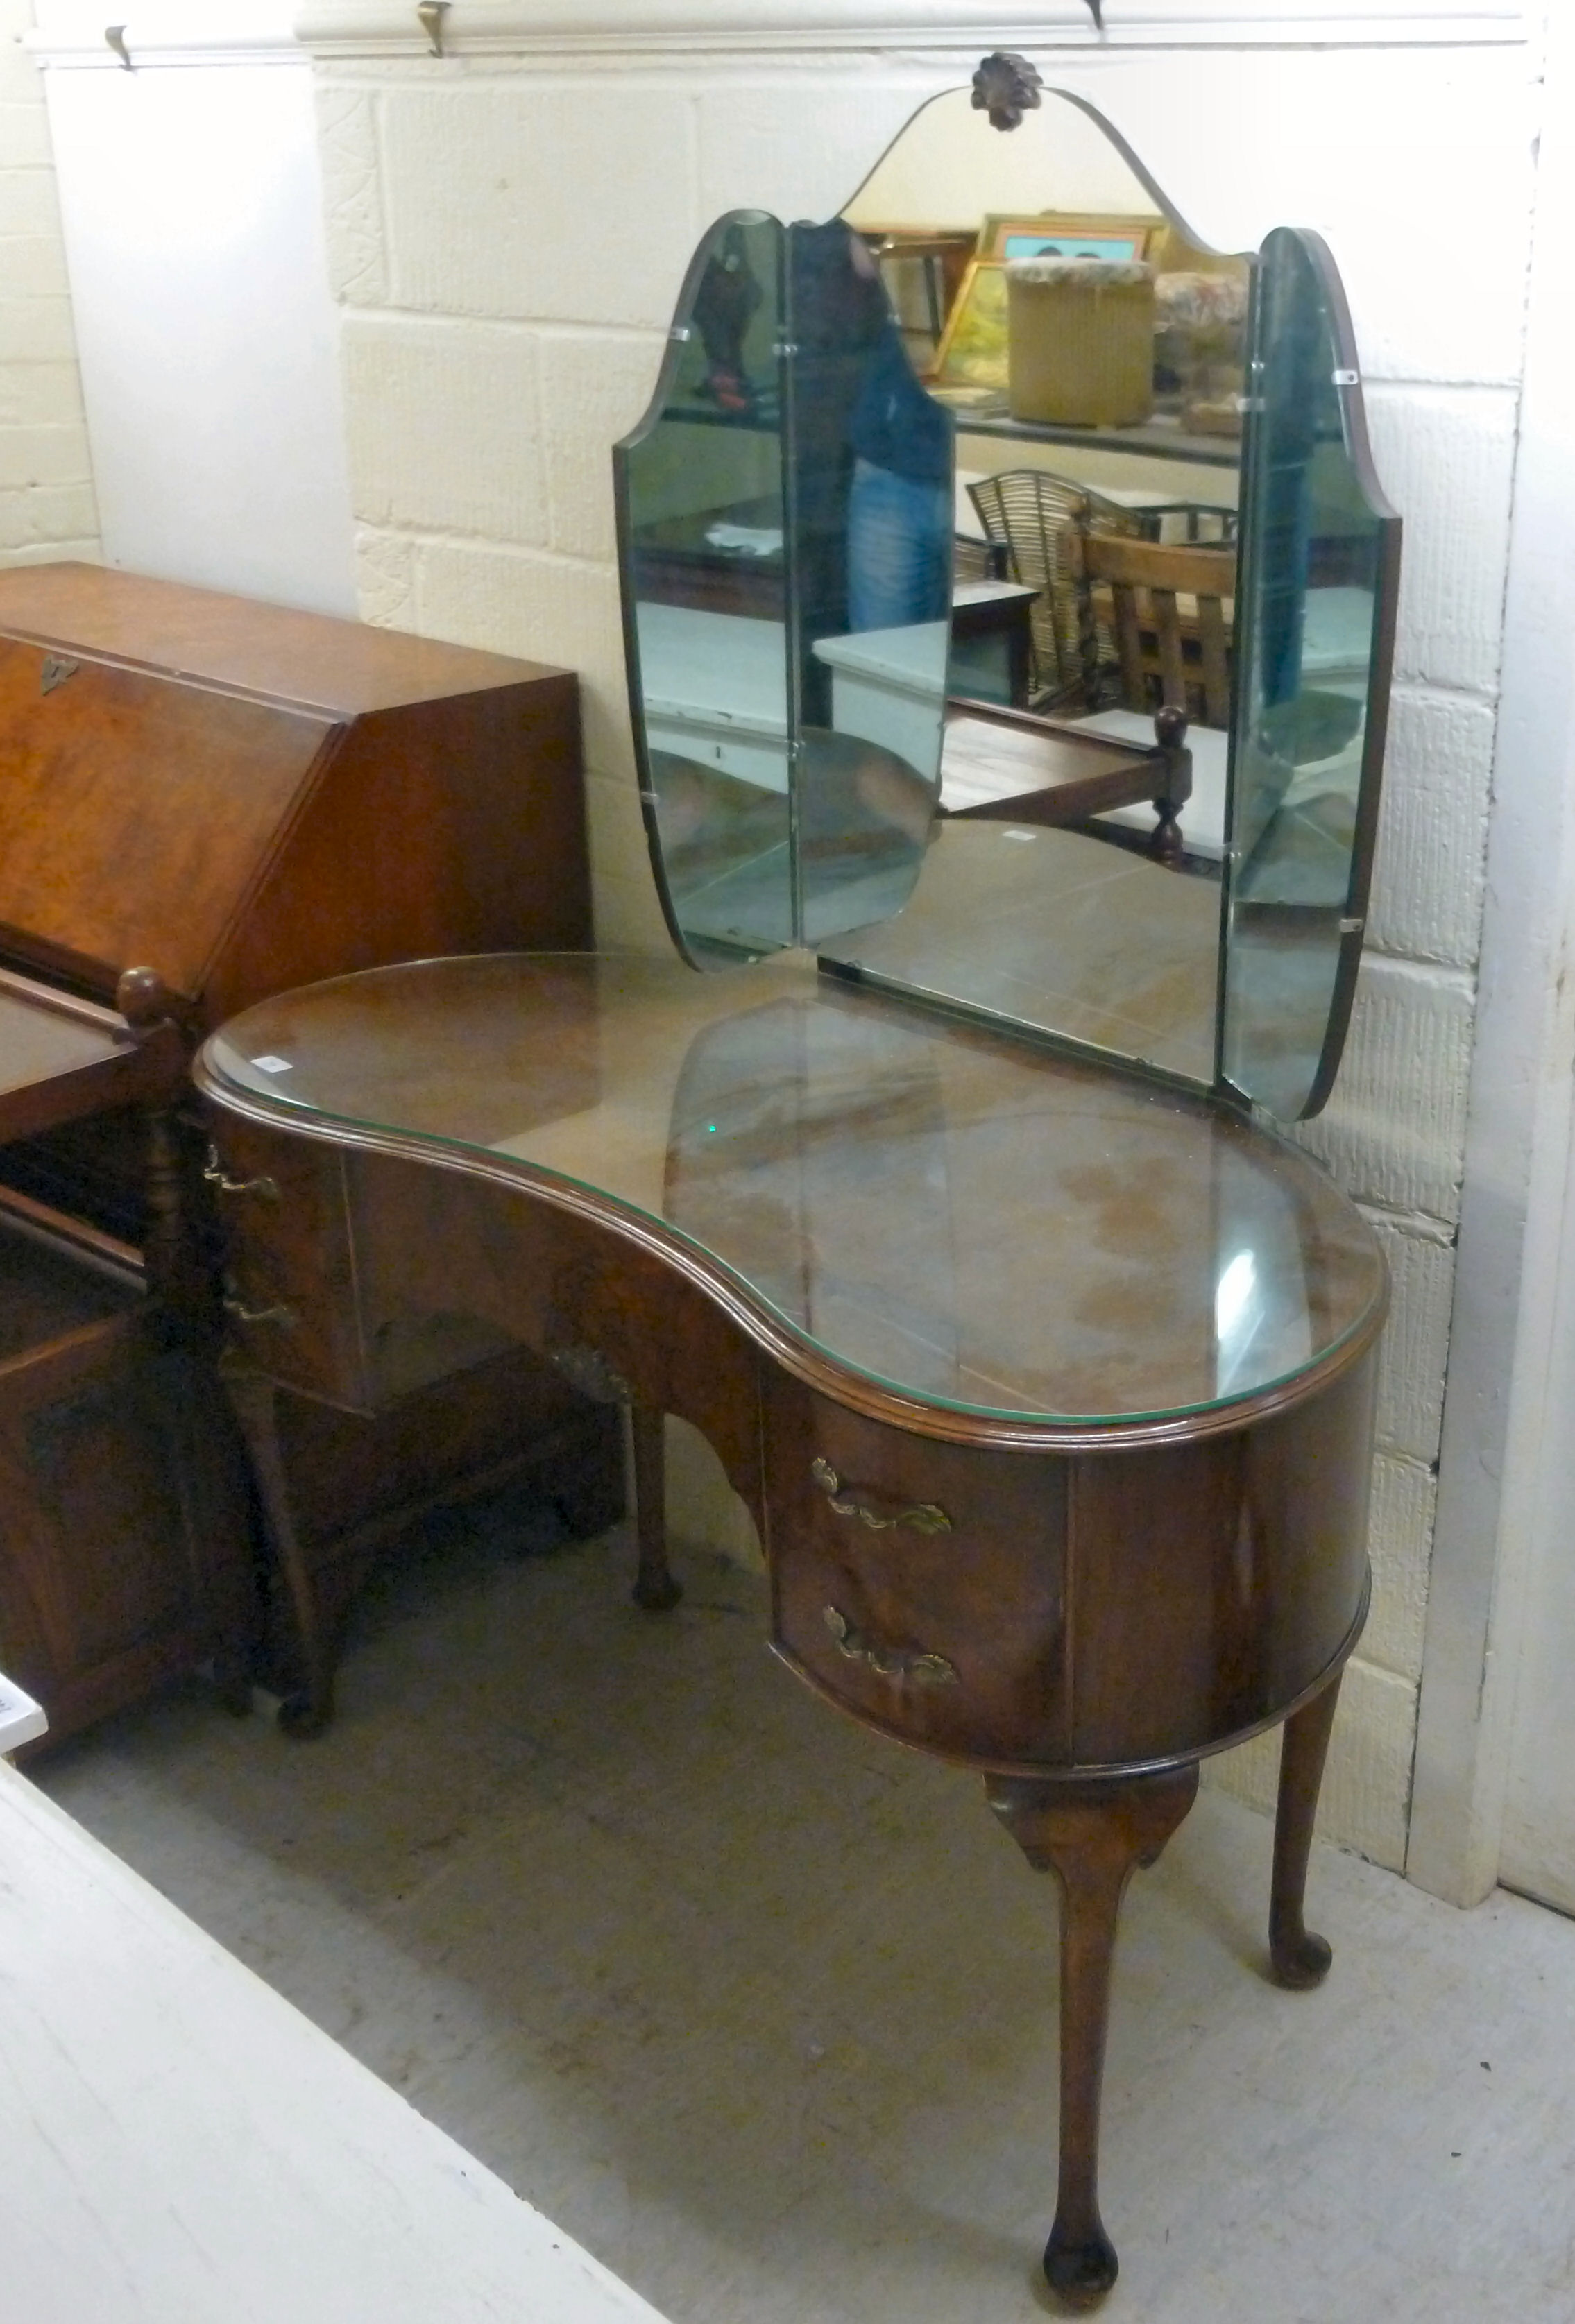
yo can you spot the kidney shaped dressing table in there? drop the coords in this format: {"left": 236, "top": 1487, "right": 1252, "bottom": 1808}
{"left": 198, "top": 948, "right": 1385, "bottom": 2303}
{"left": 198, "top": 57, "right": 1402, "bottom": 2308}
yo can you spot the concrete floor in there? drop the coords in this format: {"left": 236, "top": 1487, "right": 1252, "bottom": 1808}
{"left": 33, "top": 1498, "right": 1575, "bottom": 2324}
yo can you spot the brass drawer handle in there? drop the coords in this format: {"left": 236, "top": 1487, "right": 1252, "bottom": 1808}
{"left": 223, "top": 1294, "right": 298, "bottom": 1329}
{"left": 810, "top": 1457, "right": 951, "bottom": 1535}
{"left": 204, "top": 1145, "right": 280, "bottom": 1202}
{"left": 823, "top": 1605, "right": 957, "bottom": 1687}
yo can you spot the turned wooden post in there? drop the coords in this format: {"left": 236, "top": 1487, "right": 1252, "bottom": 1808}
{"left": 987, "top": 1766, "right": 1199, "bottom": 2304}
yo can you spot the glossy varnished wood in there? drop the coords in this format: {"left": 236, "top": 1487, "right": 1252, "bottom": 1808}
{"left": 0, "top": 567, "right": 609, "bottom": 1749}
{"left": 0, "top": 563, "right": 588, "bottom": 1023}
{"left": 197, "top": 948, "right": 1387, "bottom": 2300}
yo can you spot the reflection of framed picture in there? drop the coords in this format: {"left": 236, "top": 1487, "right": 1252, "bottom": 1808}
{"left": 930, "top": 259, "right": 1010, "bottom": 390}
{"left": 980, "top": 212, "right": 1156, "bottom": 266}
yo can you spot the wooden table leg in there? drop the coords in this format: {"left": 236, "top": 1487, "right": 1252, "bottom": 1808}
{"left": 988, "top": 1766, "right": 1199, "bottom": 2304}
{"left": 224, "top": 1370, "right": 337, "bottom": 1738}
{"left": 628, "top": 1404, "right": 681, "bottom": 1612}
{"left": 1270, "top": 1669, "right": 1343, "bottom": 1990}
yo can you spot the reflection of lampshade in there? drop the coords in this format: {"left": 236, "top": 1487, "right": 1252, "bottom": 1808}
{"left": 1006, "top": 256, "right": 1155, "bottom": 428}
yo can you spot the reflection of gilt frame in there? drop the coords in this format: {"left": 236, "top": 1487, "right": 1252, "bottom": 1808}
{"left": 930, "top": 259, "right": 1010, "bottom": 390}
{"left": 979, "top": 212, "right": 1157, "bottom": 264}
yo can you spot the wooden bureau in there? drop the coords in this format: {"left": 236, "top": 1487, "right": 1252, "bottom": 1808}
{"left": 0, "top": 563, "right": 620, "bottom": 1744}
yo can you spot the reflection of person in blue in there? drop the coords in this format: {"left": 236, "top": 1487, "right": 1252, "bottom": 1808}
{"left": 845, "top": 239, "right": 955, "bottom": 633}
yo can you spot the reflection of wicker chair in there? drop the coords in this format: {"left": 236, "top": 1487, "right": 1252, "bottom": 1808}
{"left": 967, "top": 469, "right": 1140, "bottom": 709}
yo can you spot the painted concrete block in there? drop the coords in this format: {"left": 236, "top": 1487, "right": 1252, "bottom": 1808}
{"left": 0, "top": 421, "right": 92, "bottom": 490}
{"left": 1366, "top": 386, "right": 1517, "bottom": 700}
{"left": 342, "top": 317, "right": 546, "bottom": 544}
{"left": 0, "top": 233, "right": 69, "bottom": 298}
{"left": 695, "top": 71, "right": 942, "bottom": 227}
{"left": 1368, "top": 686, "right": 1494, "bottom": 968}
{"left": 413, "top": 536, "right": 630, "bottom": 775}
{"left": 380, "top": 86, "right": 700, "bottom": 330}
{"left": 353, "top": 524, "right": 416, "bottom": 629}
{"left": 1365, "top": 1450, "right": 1436, "bottom": 1686}
{"left": 0, "top": 99, "right": 53, "bottom": 169}
{"left": 1205, "top": 1655, "right": 1416, "bottom": 1871}
{"left": 0, "top": 166, "right": 61, "bottom": 239}
{"left": 0, "top": 479, "right": 96, "bottom": 552}
{"left": 538, "top": 330, "right": 665, "bottom": 563}
{"left": 584, "top": 763, "right": 655, "bottom": 898}
{"left": 0, "top": 358, "right": 84, "bottom": 432}
{"left": 0, "top": 534, "right": 97, "bottom": 568}
{"left": 1365, "top": 1215, "right": 1456, "bottom": 1468}
{"left": 0, "top": 295, "right": 79, "bottom": 362}
{"left": 1295, "top": 957, "right": 1474, "bottom": 1222}
{"left": 314, "top": 83, "right": 387, "bottom": 308}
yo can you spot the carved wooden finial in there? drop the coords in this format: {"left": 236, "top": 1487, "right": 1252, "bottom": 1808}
{"left": 116, "top": 965, "right": 174, "bottom": 1035}
{"left": 971, "top": 52, "right": 1044, "bottom": 133}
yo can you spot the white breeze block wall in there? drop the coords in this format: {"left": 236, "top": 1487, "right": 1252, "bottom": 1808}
{"left": 0, "top": 0, "right": 97, "bottom": 566}
{"left": 309, "top": 26, "right": 1536, "bottom": 1870}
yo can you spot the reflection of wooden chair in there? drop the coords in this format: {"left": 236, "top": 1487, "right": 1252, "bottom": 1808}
{"left": 967, "top": 470, "right": 1140, "bottom": 710}
{"left": 1073, "top": 533, "right": 1236, "bottom": 729}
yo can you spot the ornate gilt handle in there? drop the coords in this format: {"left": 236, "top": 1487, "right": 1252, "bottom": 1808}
{"left": 810, "top": 1457, "right": 951, "bottom": 1535}
{"left": 204, "top": 1145, "right": 280, "bottom": 1202}
{"left": 223, "top": 1291, "right": 297, "bottom": 1329}
{"left": 822, "top": 1606, "right": 957, "bottom": 1687}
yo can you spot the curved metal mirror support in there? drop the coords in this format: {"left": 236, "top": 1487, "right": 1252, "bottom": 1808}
{"left": 1221, "top": 228, "right": 1402, "bottom": 1120}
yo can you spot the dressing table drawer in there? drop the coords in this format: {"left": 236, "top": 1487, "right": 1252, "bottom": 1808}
{"left": 763, "top": 1384, "right": 1068, "bottom": 1766}
{"left": 205, "top": 1116, "right": 367, "bottom": 1410}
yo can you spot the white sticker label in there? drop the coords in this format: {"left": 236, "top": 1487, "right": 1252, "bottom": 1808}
{"left": 1002, "top": 829, "right": 1035, "bottom": 843}
{"left": 250, "top": 1054, "right": 293, "bottom": 1073}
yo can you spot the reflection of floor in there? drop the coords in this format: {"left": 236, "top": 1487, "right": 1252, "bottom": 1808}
{"left": 35, "top": 1516, "right": 1575, "bottom": 2324}
{"left": 820, "top": 820, "right": 1223, "bottom": 1085}
{"left": 652, "top": 738, "right": 931, "bottom": 955}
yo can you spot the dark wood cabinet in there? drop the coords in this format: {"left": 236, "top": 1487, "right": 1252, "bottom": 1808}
{"left": 0, "top": 562, "right": 618, "bottom": 1745}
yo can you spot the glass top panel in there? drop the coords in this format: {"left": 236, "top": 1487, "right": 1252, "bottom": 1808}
{"left": 1223, "top": 228, "right": 1395, "bottom": 1119}
{"left": 204, "top": 953, "right": 1384, "bottom": 1430}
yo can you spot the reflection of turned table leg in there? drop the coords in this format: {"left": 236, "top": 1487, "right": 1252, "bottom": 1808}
{"left": 628, "top": 1404, "right": 681, "bottom": 1612}
{"left": 987, "top": 1766, "right": 1199, "bottom": 2305}
{"left": 1270, "top": 1669, "right": 1343, "bottom": 1989}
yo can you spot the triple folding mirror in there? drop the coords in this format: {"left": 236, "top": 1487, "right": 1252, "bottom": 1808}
{"left": 615, "top": 74, "right": 1400, "bottom": 1122}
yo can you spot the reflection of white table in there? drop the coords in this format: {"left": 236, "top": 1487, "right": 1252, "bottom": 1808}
{"left": 812, "top": 619, "right": 949, "bottom": 775}
{"left": 1062, "top": 586, "right": 1374, "bottom": 855}
{"left": 0, "top": 1766, "right": 667, "bottom": 2324}
{"left": 1064, "top": 708, "right": 1232, "bottom": 857}
{"left": 636, "top": 602, "right": 789, "bottom": 792}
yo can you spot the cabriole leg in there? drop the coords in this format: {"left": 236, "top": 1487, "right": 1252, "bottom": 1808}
{"left": 987, "top": 1766, "right": 1198, "bottom": 2305}
{"left": 1270, "top": 1670, "right": 1343, "bottom": 1990}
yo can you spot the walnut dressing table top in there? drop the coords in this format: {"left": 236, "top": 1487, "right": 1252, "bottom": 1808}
{"left": 197, "top": 948, "right": 1387, "bottom": 2305}
{"left": 199, "top": 950, "right": 1381, "bottom": 1442}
